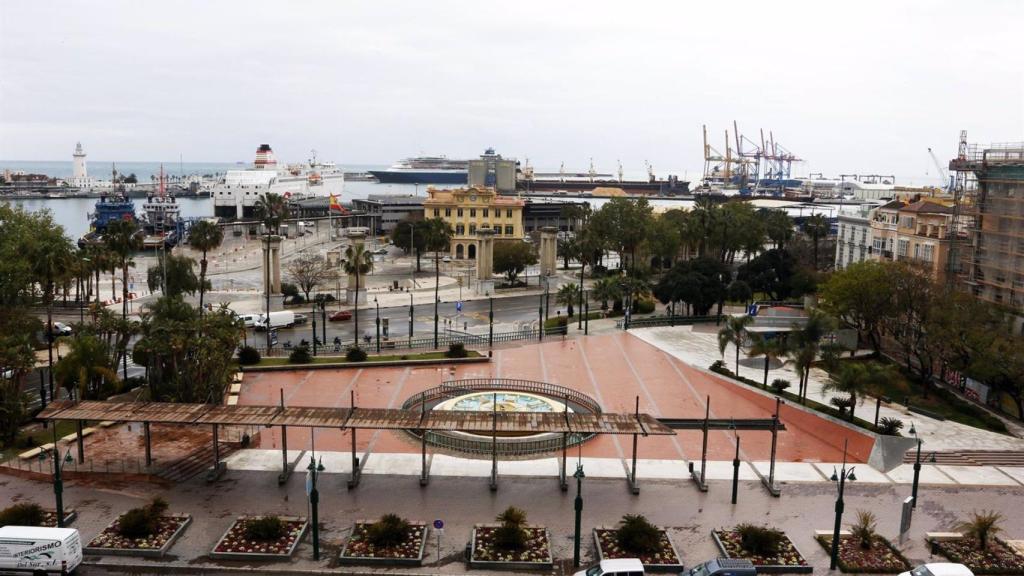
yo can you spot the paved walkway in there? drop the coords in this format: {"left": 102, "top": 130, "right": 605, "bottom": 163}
{"left": 629, "top": 324, "right": 1024, "bottom": 452}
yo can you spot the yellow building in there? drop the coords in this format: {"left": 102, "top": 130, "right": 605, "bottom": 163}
{"left": 423, "top": 186, "right": 525, "bottom": 260}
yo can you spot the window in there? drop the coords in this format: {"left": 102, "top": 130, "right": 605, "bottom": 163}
{"left": 469, "top": 223, "right": 476, "bottom": 234}
{"left": 506, "top": 209, "right": 513, "bottom": 218}
{"left": 444, "top": 208, "right": 451, "bottom": 217}
{"left": 456, "top": 224, "right": 465, "bottom": 235}
{"left": 900, "top": 216, "right": 915, "bottom": 229}
{"left": 916, "top": 244, "right": 934, "bottom": 262}
{"left": 470, "top": 208, "right": 476, "bottom": 217}
{"left": 457, "top": 208, "right": 464, "bottom": 217}
{"left": 872, "top": 237, "right": 884, "bottom": 252}
{"left": 494, "top": 227, "right": 501, "bottom": 235}
{"left": 483, "top": 208, "right": 489, "bottom": 218}
{"left": 505, "top": 225, "right": 514, "bottom": 235}
{"left": 433, "top": 208, "right": 440, "bottom": 217}
{"left": 898, "top": 239, "right": 909, "bottom": 257}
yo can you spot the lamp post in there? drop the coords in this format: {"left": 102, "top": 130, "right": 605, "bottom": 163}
{"left": 488, "top": 293, "right": 494, "bottom": 348}
{"left": 584, "top": 293, "right": 590, "bottom": 335}
{"left": 731, "top": 426, "right": 741, "bottom": 505}
{"left": 578, "top": 264, "right": 584, "bottom": 330}
{"left": 909, "top": 422, "right": 923, "bottom": 508}
{"left": 306, "top": 454, "right": 325, "bottom": 560}
{"left": 320, "top": 298, "right": 327, "bottom": 346}
{"left": 39, "top": 427, "right": 73, "bottom": 527}
{"left": 408, "top": 292, "right": 414, "bottom": 346}
{"left": 829, "top": 439, "right": 857, "bottom": 570}
{"left": 374, "top": 297, "right": 381, "bottom": 353}
{"left": 538, "top": 292, "right": 544, "bottom": 342}
{"left": 572, "top": 462, "right": 585, "bottom": 568}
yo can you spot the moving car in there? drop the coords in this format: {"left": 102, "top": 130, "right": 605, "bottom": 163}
{"left": 574, "top": 558, "right": 644, "bottom": 576}
{"left": 254, "top": 311, "right": 297, "bottom": 331}
{"left": 373, "top": 247, "right": 388, "bottom": 255}
{"left": 442, "top": 256, "right": 452, "bottom": 263}
{"left": 49, "top": 322, "right": 73, "bottom": 337}
{"left": 0, "top": 525, "right": 83, "bottom": 574}
{"left": 329, "top": 310, "right": 353, "bottom": 321}
{"left": 899, "top": 563, "right": 974, "bottom": 576}
{"left": 687, "top": 558, "right": 757, "bottom": 576}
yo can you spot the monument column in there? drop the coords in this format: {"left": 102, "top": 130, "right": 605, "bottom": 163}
{"left": 476, "top": 228, "right": 496, "bottom": 296}
{"left": 539, "top": 226, "right": 558, "bottom": 277}
{"left": 346, "top": 230, "right": 368, "bottom": 306}
{"left": 262, "top": 235, "right": 283, "bottom": 296}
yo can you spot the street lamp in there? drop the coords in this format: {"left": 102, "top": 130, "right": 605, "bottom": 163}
{"left": 572, "top": 461, "right": 585, "bottom": 568}
{"left": 408, "top": 292, "right": 414, "bottom": 346}
{"left": 306, "top": 454, "right": 325, "bottom": 560}
{"left": 488, "top": 292, "right": 494, "bottom": 349}
{"left": 319, "top": 298, "right": 327, "bottom": 346}
{"left": 374, "top": 297, "right": 381, "bottom": 353}
{"left": 908, "top": 423, "right": 935, "bottom": 508}
{"left": 311, "top": 305, "right": 318, "bottom": 356}
{"left": 38, "top": 428, "right": 73, "bottom": 528}
{"left": 829, "top": 439, "right": 857, "bottom": 570}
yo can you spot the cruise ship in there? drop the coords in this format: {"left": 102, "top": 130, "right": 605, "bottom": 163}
{"left": 211, "top": 144, "right": 345, "bottom": 219}
{"left": 369, "top": 148, "right": 505, "bottom": 184}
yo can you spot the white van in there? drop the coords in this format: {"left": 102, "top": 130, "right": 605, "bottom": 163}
{"left": 255, "top": 311, "right": 296, "bottom": 331}
{"left": 0, "top": 526, "right": 83, "bottom": 575}
{"left": 238, "top": 314, "right": 258, "bottom": 328}
{"left": 574, "top": 558, "right": 645, "bottom": 576}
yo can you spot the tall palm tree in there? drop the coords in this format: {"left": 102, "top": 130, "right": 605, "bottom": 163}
{"left": 556, "top": 283, "right": 580, "bottom": 317}
{"left": 342, "top": 243, "right": 373, "bottom": 348}
{"left": 717, "top": 315, "right": 754, "bottom": 376}
{"left": 32, "top": 237, "right": 73, "bottom": 400}
{"left": 747, "top": 334, "right": 789, "bottom": 389}
{"left": 104, "top": 219, "right": 141, "bottom": 321}
{"left": 188, "top": 220, "right": 224, "bottom": 314}
{"left": 787, "top": 310, "right": 837, "bottom": 403}
{"left": 803, "top": 214, "right": 831, "bottom": 269}
{"left": 253, "top": 192, "right": 289, "bottom": 236}
{"left": 822, "top": 361, "right": 894, "bottom": 422}
{"left": 423, "top": 218, "right": 453, "bottom": 348}
{"left": 53, "top": 333, "right": 118, "bottom": 400}
{"left": 591, "top": 276, "right": 621, "bottom": 311}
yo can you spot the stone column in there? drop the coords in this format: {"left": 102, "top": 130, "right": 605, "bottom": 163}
{"left": 476, "top": 228, "right": 496, "bottom": 296}
{"left": 539, "top": 226, "right": 558, "bottom": 277}
{"left": 345, "top": 230, "right": 367, "bottom": 306}
{"left": 271, "top": 241, "right": 282, "bottom": 294}
{"left": 262, "top": 235, "right": 283, "bottom": 295}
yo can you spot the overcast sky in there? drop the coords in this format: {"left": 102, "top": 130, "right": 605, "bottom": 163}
{"left": 1, "top": 0, "right": 1022, "bottom": 181}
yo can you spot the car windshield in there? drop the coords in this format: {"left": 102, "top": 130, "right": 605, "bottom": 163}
{"left": 912, "top": 568, "right": 934, "bottom": 576}
{"left": 585, "top": 566, "right": 604, "bottom": 576}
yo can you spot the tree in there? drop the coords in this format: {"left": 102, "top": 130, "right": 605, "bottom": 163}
{"left": 787, "top": 310, "right": 836, "bottom": 403}
{"left": 653, "top": 257, "right": 730, "bottom": 316}
{"left": 591, "top": 276, "right": 621, "bottom": 311}
{"left": 645, "top": 215, "right": 681, "bottom": 269}
{"left": 0, "top": 308, "right": 38, "bottom": 446}
{"left": 53, "top": 333, "right": 119, "bottom": 400}
{"left": 147, "top": 254, "right": 202, "bottom": 298}
{"left": 819, "top": 261, "right": 894, "bottom": 354}
{"left": 590, "top": 197, "right": 653, "bottom": 270}
{"left": 494, "top": 241, "right": 538, "bottom": 285}
{"left": 253, "top": 192, "right": 289, "bottom": 235}
{"left": 391, "top": 217, "right": 429, "bottom": 272}
{"left": 286, "top": 252, "right": 329, "bottom": 301}
{"left": 762, "top": 209, "right": 794, "bottom": 249}
{"left": 727, "top": 280, "right": 753, "bottom": 305}
{"left": 849, "top": 510, "right": 878, "bottom": 550}
{"left": 718, "top": 315, "right": 754, "bottom": 376}
{"left": 342, "top": 243, "right": 373, "bottom": 348}
{"left": 104, "top": 218, "right": 141, "bottom": 322}
{"left": 802, "top": 214, "right": 831, "bottom": 270}
{"left": 188, "top": 220, "right": 223, "bottom": 314}
{"left": 29, "top": 224, "right": 75, "bottom": 397}
{"left": 822, "top": 361, "right": 895, "bottom": 422}
{"left": 556, "top": 283, "right": 580, "bottom": 317}
{"left": 557, "top": 236, "right": 580, "bottom": 270}
{"left": 736, "top": 248, "right": 801, "bottom": 301}
{"left": 956, "top": 510, "right": 1003, "bottom": 551}
{"left": 747, "top": 334, "right": 789, "bottom": 389}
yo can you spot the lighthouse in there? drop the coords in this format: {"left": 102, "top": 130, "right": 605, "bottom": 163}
{"left": 72, "top": 142, "right": 88, "bottom": 181}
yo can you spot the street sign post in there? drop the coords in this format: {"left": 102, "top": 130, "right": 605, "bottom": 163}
{"left": 433, "top": 519, "right": 444, "bottom": 565}
{"left": 899, "top": 496, "right": 913, "bottom": 544}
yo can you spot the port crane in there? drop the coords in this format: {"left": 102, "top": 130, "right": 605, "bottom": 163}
{"left": 927, "top": 147, "right": 954, "bottom": 193}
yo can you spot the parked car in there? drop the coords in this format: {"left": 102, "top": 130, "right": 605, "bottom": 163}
{"left": 899, "top": 564, "right": 974, "bottom": 576}
{"left": 329, "top": 310, "right": 353, "bottom": 321}
{"left": 442, "top": 256, "right": 452, "bottom": 263}
{"left": 49, "top": 322, "right": 73, "bottom": 337}
{"left": 687, "top": 558, "right": 756, "bottom": 576}
{"left": 0, "top": 525, "right": 83, "bottom": 574}
{"left": 574, "top": 558, "right": 644, "bottom": 576}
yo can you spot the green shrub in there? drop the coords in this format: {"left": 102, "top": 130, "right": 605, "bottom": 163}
{"left": 876, "top": 417, "right": 904, "bottom": 436}
{"left": 770, "top": 379, "right": 791, "bottom": 394}
{"left": 367, "top": 513, "right": 410, "bottom": 547}
{"left": 635, "top": 298, "right": 656, "bottom": 314}
{"left": 346, "top": 347, "right": 367, "bottom": 362}
{"left": 615, "top": 514, "right": 662, "bottom": 555}
{"left": 244, "top": 515, "right": 285, "bottom": 541}
{"left": 238, "top": 346, "right": 261, "bottom": 365}
{"left": 0, "top": 502, "right": 45, "bottom": 527}
{"left": 709, "top": 360, "right": 731, "bottom": 375}
{"left": 849, "top": 510, "right": 877, "bottom": 550}
{"left": 288, "top": 345, "right": 312, "bottom": 364}
{"left": 116, "top": 497, "right": 168, "bottom": 538}
{"left": 736, "top": 523, "right": 784, "bottom": 556}
{"left": 445, "top": 342, "right": 468, "bottom": 359}
{"left": 830, "top": 396, "right": 855, "bottom": 413}
{"left": 291, "top": 294, "right": 305, "bottom": 305}
{"left": 494, "top": 506, "right": 528, "bottom": 551}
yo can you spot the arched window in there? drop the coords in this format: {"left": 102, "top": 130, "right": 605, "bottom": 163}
{"left": 456, "top": 244, "right": 464, "bottom": 259}
{"left": 468, "top": 243, "right": 477, "bottom": 259}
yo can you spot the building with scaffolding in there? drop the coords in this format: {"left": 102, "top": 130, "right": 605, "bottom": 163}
{"left": 950, "top": 140, "right": 1024, "bottom": 327}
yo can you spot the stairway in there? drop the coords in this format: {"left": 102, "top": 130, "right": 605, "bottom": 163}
{"left": 156, "top": 441, "right": 239, "bottom": 483}
{"left": 903, "top": 450, "right": 1024, "bottom": 467}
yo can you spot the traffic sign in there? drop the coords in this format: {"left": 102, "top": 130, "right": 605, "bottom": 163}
{"left": 455, "top": 301, "right": 463, "bottom": 313}
{"left": 433, "top": 519, "right": 444, "bottom": 530}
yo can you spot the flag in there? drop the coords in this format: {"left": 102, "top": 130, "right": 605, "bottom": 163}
{"left": 329, "top": 194, "right": 347, "bottom": 214}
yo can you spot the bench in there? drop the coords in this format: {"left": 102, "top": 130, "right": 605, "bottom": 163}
{"left": 233, "top": 372, "right": 244, "bottom": 383}
{"left": 18, "top": 447, "right": 43, "bottom": 460}
{"left": 229, "top": 383, "right": 242, "bottom": 394}
{"left": 226, "top": 395, "right": 239, "bottom": 406}
{"left": 815, "top": 530, "right": 851, "bottom": 538}
{"left": 926, "top": 532, "right": 963, "bottom": 541}
{"left": 99, "top": 421, "right": 117, "bottom": 428}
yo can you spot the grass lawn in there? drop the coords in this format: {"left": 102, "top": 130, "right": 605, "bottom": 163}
{"left": 1, "top": 420, "right": 80, "bottom": 462}
{"left": 255, "top": 350, "right": 481, "bottom": 367}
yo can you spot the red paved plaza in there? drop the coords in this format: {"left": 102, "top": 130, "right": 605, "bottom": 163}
{"left": 239, "top": 333, "right": 873, "bottom": 463}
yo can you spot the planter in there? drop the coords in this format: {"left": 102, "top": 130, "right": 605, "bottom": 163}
{"left": 712, "top": 529, "right": 812, "bottom": 574}
{"left": 42, "top": 509, "right": 77, "bottom": 527}
{"left": 339, "top": 521, "right": 427, "bottom": 567}
{"left": 931, "top": 537, "right": 1024, "bottom": 575}
{"left": 84, "top": 513, "right": 191, "bottom": 558}
{"left": 815, "top": 534, "right": 911, "bottom": 573}
{"left": 210, "top": 516, "right": 308, "bottom": 560}
{"left": 469, "top": 524, "right": 553, "bottom": 570}
{"left": 594, "top": 527, "right": 683, "bottom": 572}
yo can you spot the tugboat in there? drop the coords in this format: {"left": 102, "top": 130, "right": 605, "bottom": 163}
{"left": 140, "top": 165, "right": 181, "bottom": 249}
{"left": 78, "top": 166, "right": 139, "bottom": 248}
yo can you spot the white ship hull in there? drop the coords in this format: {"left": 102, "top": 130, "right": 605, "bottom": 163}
{"left": 211, "top": 170, "right": 344, "bottom": 220}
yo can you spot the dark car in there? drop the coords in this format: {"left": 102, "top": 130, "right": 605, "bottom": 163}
{"left": 329, "top": 310, "right": 353, "bottom": 321}
{"left": 686, "top": 558, "right": 757, "bottom": 576}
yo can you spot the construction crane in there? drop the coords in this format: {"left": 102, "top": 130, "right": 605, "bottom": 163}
{"left": 928, "top": 147, "right": 953, "bottom": 193}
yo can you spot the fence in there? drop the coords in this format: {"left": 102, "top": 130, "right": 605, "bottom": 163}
{"left": 616, "top": 315, "right": 723, "bottom": 329}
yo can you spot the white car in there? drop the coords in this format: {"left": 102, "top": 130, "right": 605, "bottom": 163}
{"left": 574, "top": 558, "right": 644, "bottom": 576}
{"left": 442, "top": 256, "right": 452, "bottom": 263}
{"left": 899, "top": 563, "right": 974, "bottom": 576}
{"left": 50, "top": 322, "right": 73, "bottom": 337}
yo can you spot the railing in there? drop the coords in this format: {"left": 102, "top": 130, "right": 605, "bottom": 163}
{"left": 242, "top": 327, "right": 553, "bottom": 358}
{"left": 402, "top": 378, "right": 603, "bottom": 415}
{"left": 616, "top": 315, "right": 723, "bottom": 329}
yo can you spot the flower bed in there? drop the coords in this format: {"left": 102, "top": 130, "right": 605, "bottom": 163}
{"left": 470, "top": 524, "right": 553, "bottom": 570}
{"left": 340, "top": 521, "right": 427, "bottom": 567}
{"left": 41, "top": 509, "right": 77, "bottom": 527}
{"left": 713, "top": 529, "right": 812, "bottom": 574}
{"left": 84, "top": 513, "right": 191, "bottom": 557}
{"left": 595, "top": 527, "right": 683, "bottom": 572}
{"left": 210, "top": 516, "right": 308, "bottom": 560}
{"left": 932, "top": 537, "right": 1024, "bottom": 575}
{"left": 815, "top": 534, "right": 910, "bottom": 573}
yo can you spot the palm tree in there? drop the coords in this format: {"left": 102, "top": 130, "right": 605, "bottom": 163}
{"left": 787, "top": 310, "right": 837, "bottom": 403}
{"left": 822, "top": 361, "right": 894, "bottom": 422}
{"left": 103, "top": 219, "right": 141, "bottom": 321}
{"left": 591, "top": 276, "right": 621, "bottom": 311}
{"left": 556, "top": 283, "right": 580, "bottom": 317}
{"left": 747, "top": 334, "right": 789, "bottom": 389}
{"left": 849, "top": 510, "right": 878, "bottom": 550}
{"left": 32, "top": 237, "right": 73, "bottom": 400}
{"left": 718, "top": 315, "right": 754, "bottom": 376}
{"left": 342, "top": 243, "right": 373, "bottom": 348}
{"left": 53, "top": 333, "right": 119, "bottom": 400}
{"left": 188, "top": 220, "right": 224, "bottom": 314}
{"left": 956, "top": 510, "right": 1003, "bottom": 551}
{"left": 422, "top": 218, "right": 453, "bottom": 347}
{"left": 253, "top": 192, "right": 289, "bottom": 236}
{"left": 803, "top": 214, "right": 831, "bottom": 269}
